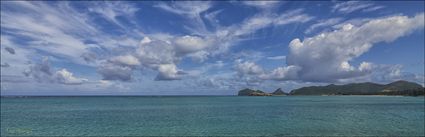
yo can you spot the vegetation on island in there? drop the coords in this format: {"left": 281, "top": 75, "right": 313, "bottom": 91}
{"left": 237, "top": 88, "right": 289, "bottom": 96}
{"left": 237, "top": 88, "right": 272, "bottom": 96}
{"left": 237, "top": 80, "right": 424, "bottom": 96}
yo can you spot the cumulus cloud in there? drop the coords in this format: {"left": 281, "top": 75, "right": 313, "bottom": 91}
{"left": 337, "top": 64, "right": 425, "bottom": 85}
{"left": 234, "top": 60, "right": 264, "bottom": 77}
{"left": 155, "top": 64, "right": 182, "bottom": 80}
{"left": 137, "top": 36, "right": 215, "bottom": 80}
{"left": 23, "top": 57, "right": 87, "bottom": 85}
{"left": 174, "top": 35, "right": 212, "bottom": 55}
{"left": 371, "top": 64, "right": 424, "bottom": 84}
{"left": 97, "top": 63, "right": 133, "bottom": 81}
{"left": 278, "top": 13, "right": 424, "bottom": 82}
{"left": 55, "top": 69, "right": 88, "bottom": 85}
{"left": 234, "top": 13, "right": 424, "bottom": 83}
{"left": 110, "top": 55, "right": 140, "bottom": 67}
{"left": 233, "top": 60, "right": 300, "bottom": 82}
{"left": 97, "top": 35, "right": 214, "bottom": 81}
{"left": 264, "top": 66, "right": 301, "bottom": 81}
{"left": 146, "top": 4, "right": 314, "bottom": 82}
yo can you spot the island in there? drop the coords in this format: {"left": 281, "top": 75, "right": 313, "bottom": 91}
{"left": 237, "top": 88, "right": 272, "bottom": 96}
{"left": 237, "top": 80, "right": 424, "bottom": 96}
{"left": 238, "top": 88, "right": 288, "bottom": 96}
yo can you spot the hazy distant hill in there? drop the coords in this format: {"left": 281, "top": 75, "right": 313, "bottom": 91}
{"left": 272, "top": 88, "right": 288, "bottom": 95}
{"left": 290, "top": 80, "right": 424, "bottom": 96}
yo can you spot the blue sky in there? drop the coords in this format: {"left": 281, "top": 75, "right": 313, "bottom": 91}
{"left": 1, "top": 1, "right": 424, "bottom": 95}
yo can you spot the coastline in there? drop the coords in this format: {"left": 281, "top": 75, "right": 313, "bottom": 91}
{"left": 2, "top": 95, "right": 422, "bottom": 98}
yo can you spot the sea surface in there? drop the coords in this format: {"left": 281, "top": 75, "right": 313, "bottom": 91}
{"left": 1, "top": 96, "right": 424, "bottom": 136}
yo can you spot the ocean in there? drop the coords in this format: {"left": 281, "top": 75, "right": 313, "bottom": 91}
{"left": 1, "top": 96, "right": 424, "bottom": 136}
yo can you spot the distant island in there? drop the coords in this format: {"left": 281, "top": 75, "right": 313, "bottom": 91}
{"left": 238, "top": 88, "right": 289, "bottom": 96}
{"left": 238, "top": 80, "right": 424, "bottom": 96}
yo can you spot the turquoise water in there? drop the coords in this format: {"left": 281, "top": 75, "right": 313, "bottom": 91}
{"left": 1, "top": 96, "right": 424, "bottom": 136}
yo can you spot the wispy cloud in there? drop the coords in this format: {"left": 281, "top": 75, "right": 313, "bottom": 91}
{"left": 305, "top": 17, "right": 343, "bottom": 34}
{"left": 154, "top": 1, "right": 213, "bottom": 35}
{"left": 1, "top": 1, "right": 143, "bottom": 67}
{"left": 241, "top": 1, "right": 282, "bottom": 9}
{"left": 333, "top": 1, "right": 384, "bottom": 14}
{"left": 267, "top": 56, "right": 286, "bottom": 60}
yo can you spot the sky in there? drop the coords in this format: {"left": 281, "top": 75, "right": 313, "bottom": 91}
{"left": 1, "top": 1, "right": 424, "bottom": 95}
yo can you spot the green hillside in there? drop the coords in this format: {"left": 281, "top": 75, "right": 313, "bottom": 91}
{"left": 290, "top": 80, "right": 424, "bottom": 96}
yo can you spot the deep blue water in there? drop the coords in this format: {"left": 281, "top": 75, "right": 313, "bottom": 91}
{"left": 1, "top": 96, "right": 424, "bottom": 136}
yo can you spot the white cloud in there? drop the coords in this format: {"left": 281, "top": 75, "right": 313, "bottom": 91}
{"left": 264, "top": 66, "right": 301, "bottom": 81}
{"left": 281, "top": 13, "right": 424, "bottom": 82}
{"left": 173, "top": 35, "right": 213, "bottom": 55}
{"left": 234, "top": 60, "right": 264, "bottom": 77}
{"left": 267, "top": 56, "right": 286, "bottom": 60}
{"left": 362, "top": 6, "right": 385, "bottom": 12}
{"left": 154, "top": 6, "right": 314, "bottom": 63}
{"left": 1, "top": 1, "right": 143, "bottom": 68}
{"left": 332, "top": 1, "right": 385, "bottom": 14}
{"left": 135, "top": 36, "right": 213, "bottom": 80}
{"left": 149, "top": 4, "right": 314, "bottom": 83}
{"left": 274, "top": 9, "right": 314, "bottom": 25}
{"left": 97, "top": 35, "right": 215, "bottom": 81}
{"left": 110, "top": 55, "right": 141, "bottom": 67}
{"left": 230, "top": 9, "right": 314, "bottom": 37}
{"left": 97, "top": 62, "right": 133, "bottom": 81}
{"left": 187, "top": 51, "right": 209, "bottom": 63}
{"left": 337, "top": 64, "right": 424, "bottom": 85}
{"left": 359, "top": 62, "right": 373, "bottom": 72}
{"left": 23, "top": 57, "right": 88, "bottom": 85}
{"left": 136, "top": 39, "right": 178, "bottom": 66}
{"left": 236, "top": 13, "right": 424, "bottom": 83}
{"left": 55, "top": 69, "right": 88, "bottom": 85}
{"left": 154, "top": 1, "right": 213, "bottom": 34}
{"left": 305, "top": 18, "right": 343, "bottom": 34}
{"left": 155, "top": 64, "right": 182, "bottom": 80}
{"left": 88, "top": 1, "right": 139, "bottom": 30}
{"left": 242, "top": 1, "right": 281, "bottom": 9}
{"left": 204, "top": 9, "right": 223, "bottom": 28}
{"left": 154, "top": 1, "right": 211, "bottom": 16}
{"left": 0, "top": 2, "right": 95, "bottom": 65}
{"left": 333, "top": 1, "right": 375, "bottom": 14}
